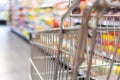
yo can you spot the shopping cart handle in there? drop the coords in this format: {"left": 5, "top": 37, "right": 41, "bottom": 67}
{"left": 60, "top": 0, "right": 80, "bottom": 29}
{"left": 79, "top": 0, "right": 112, "bottom": 80}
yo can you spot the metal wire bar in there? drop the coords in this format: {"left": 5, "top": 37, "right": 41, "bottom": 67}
{"left": 53, "top": 0, "right": 81, "bottom": 80}
{"left": 107, "top": 30, "right": 120, "bottom": 80}
{"left": 117, "top": 72, "right": 120, "bottom": 80}
{"left": 106, "top": 17, "right": 111, "bottom": 63}
{"left": 109, "top": 2, "right": 120, "bottom": 8}
{"left": 86, "top": 26, "right": 98, "bottom": 80}
{"left": 30, "top": 58, "right": 44, "bottom": 80}
{"left": 50, "top": 33, "right": 54, "bottom": 80}
{"left": 71, "top": 0, "right": 102, "bottom": 79}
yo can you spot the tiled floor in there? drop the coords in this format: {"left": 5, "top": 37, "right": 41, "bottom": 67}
{"left": 0, "top": 26, "right": 30, "bottom": 80}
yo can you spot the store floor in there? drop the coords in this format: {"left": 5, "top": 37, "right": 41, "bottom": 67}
{"left": 0, "top": 26, "right": 30, "bottom": 80}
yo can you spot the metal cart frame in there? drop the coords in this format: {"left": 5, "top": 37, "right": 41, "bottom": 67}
{"left": 30, "top": 0, "right": 120, "bottom": 80}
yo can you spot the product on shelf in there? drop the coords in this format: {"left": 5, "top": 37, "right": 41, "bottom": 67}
{"left": 116, "top": 66, "right": 120, "bottom": 74}
{"left": 94, "top": 31, "right": 120, "bottom": 57}
{"left": 53, "top": 19, "right": 60, "bottom": 28}
{"left": 80, "top": 0, "right": 87, "bottom": 13}
{"left": 45, "top": 16, "right": 54, "bottom": 26}
{"left": 11, "top": 0, "right": 36, "bottom": 40}
{"left": 53, "top": 1, "right": 69, "bottom": 16}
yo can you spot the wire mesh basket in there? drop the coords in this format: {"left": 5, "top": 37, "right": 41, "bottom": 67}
{"left": 30, "top": 0, "right": 120, "bottom": 80}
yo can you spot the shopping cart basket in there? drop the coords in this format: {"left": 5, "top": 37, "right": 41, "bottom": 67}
{"left": 30, "top": 0, "right": 120, "bottom": 80}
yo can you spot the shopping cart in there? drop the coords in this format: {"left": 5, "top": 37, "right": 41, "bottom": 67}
{"left": 30, "top": 0, "right": 120, "bottom": 80}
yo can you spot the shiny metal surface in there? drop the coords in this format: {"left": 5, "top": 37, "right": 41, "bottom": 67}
{"left": 30, "top": 0, "right": 120, "bottom": 80}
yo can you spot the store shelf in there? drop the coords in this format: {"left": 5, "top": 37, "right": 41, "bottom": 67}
{"left": 100, "top": 20, "right": 120, "bottom": 27}
{"left": 10, "top": 0, "right": 71, "bottom": 42}
{"left": 11, "top": 28, "right": 30, "bottom": 42}
{"left": 95, "top": 51, "right": 120, "bottom": 62}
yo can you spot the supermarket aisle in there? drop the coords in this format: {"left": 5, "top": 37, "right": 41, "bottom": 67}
{"left": 0, "top": 26, "right": 30, "bottom": 80}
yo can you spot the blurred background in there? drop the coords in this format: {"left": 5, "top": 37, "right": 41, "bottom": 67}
{"left": 0, "top": 0, "right": 9, "bottom": 25}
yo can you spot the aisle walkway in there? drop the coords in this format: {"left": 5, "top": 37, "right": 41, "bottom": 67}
{"left": 0, "top": 26, "right": 30, "bottom": 80}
